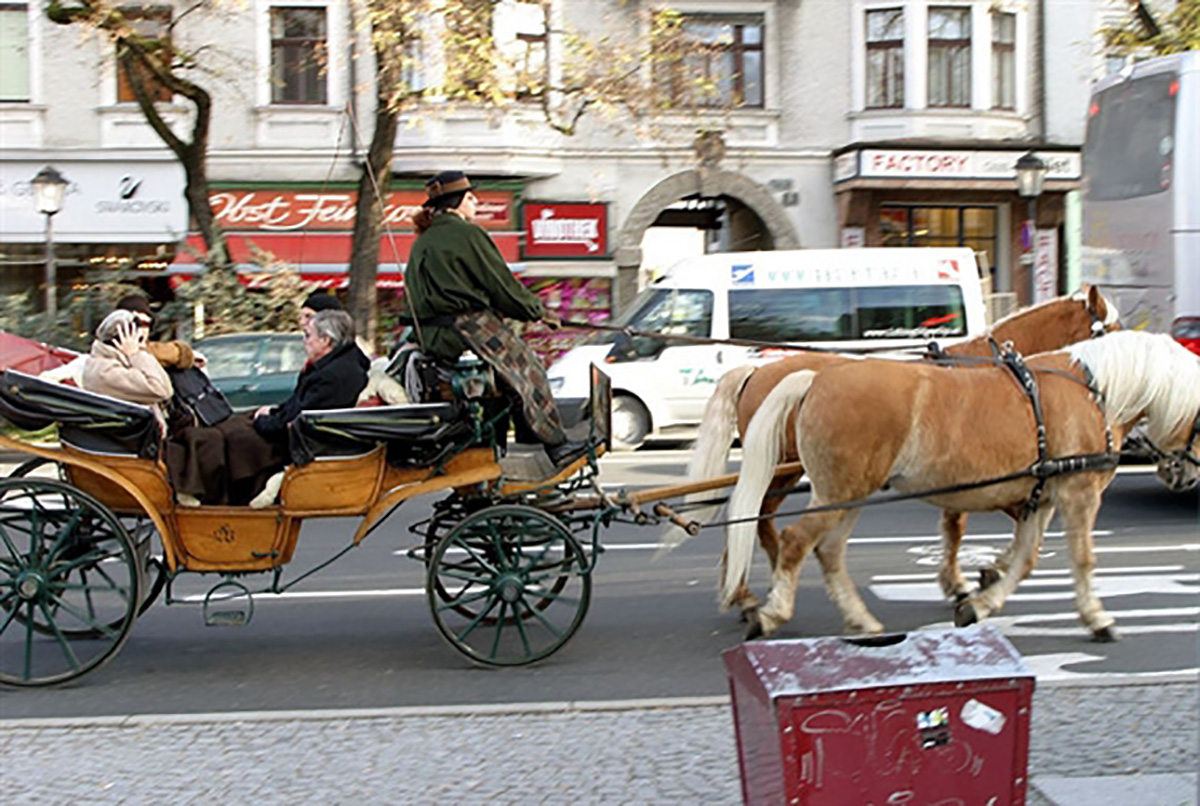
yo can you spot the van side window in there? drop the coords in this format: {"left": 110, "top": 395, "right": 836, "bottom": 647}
{"left": 729, "top": 285, "right": 967, "bottom": 342}
{"left": 729, "top": 289, "right": 855, "bottom": 342}
{"left": 631, "top": 288, "right": 714, "bottom": 337}
{"left": 857, "top": 285, "right": 966, "bottom": 338}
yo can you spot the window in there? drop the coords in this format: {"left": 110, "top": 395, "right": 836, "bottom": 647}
{"left": 928, "top": 6, "right": 970, "bottom": 107}
{"left": 0, "top": 4, "right": 29, "bottom": 102}
{"left": 1083, "top": 72, "right": 1177, "bottom": 200}
{"left": 613, "top": 288, "right": 713, "bottom": 357}
{"left": 270, "top": 6, "right": 327, "bottom": 104}
{"left": 866, "top": 8, "right": 904, "bottom": 109}
{"left": 991, "top": 12, "right": 1015, "bottom": 110}
{"left": 117, "top": 6, "right": 172, "bottom": 104}
{"left": 657, "top": 14, "right": 764, "bottom": 109}
{"left": 514, "top": 31, "right": 546, "bottom": 100}
{"left": 880, "top": 205, "right": 997, "bottom": 276}
{"left": 728, "top": 286, "right": 967, "bottom": 342}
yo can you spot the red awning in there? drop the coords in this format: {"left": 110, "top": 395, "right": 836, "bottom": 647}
{"left": 172, "top": 231, "right": 521, "bottom": 267}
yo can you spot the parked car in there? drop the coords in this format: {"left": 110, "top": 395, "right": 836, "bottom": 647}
{"left": 195, "top": 333, "right": 306, "bottom": 409}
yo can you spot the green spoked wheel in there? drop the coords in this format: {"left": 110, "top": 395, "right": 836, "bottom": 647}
{"left": 427, "top": 505, "right": 591, "bottom": 667}
{"left": 0, "top": 479, "right": 141, "bottom": 686}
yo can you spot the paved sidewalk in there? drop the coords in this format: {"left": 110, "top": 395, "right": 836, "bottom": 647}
{"left": 2, "top": 683, "right": 1196, "bottom": 805}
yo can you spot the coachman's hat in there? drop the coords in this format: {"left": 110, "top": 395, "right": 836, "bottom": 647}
{"left": 423, "top": 171, "right": 474, "bottom": 206}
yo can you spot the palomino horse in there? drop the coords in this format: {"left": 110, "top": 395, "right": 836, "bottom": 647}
{"left": 662, "top": 287, "right": 1120, "bottom": 614}
{"left": 721, "top": 330, "right": 1200, "bottom": 641}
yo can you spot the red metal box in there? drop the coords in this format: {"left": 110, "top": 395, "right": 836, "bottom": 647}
{"left": 723, "top": 624, "right": 1034, "bottom": 806}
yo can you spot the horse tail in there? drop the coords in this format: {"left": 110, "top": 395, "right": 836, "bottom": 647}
{"left": 658, "top": 364, "right": 758, "bottom": 555}
{"left": 721, "top": 369, "right": 817, "bottom": 609}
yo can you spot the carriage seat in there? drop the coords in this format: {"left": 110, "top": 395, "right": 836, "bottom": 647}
{"left": 288, "top": 402, "right": 473, "bottom": 468}
{"left": 0, "top": 369, "right": 160, "bottom": 460}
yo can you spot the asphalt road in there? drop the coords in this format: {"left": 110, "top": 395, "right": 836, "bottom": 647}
{"left": 1, "top": 455, "right": 1195, "bottom": 719}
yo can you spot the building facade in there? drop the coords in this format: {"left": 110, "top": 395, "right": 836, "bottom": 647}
{"left": 0, "top": 0, "right": 1136, "bottom": 349}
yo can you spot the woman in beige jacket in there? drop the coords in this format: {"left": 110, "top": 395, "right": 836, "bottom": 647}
{"left": 82, "top": 309, "right": 173, "bottom": 432}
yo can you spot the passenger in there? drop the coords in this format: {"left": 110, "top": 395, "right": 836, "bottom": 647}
{"left": 300, "top": 291, "right": 342, "bottom": 331}
{"left": 114, "top": 294, "right": 206, "bottom": 369}
{"left": 81, "top": 310, "right": 173, "bottom": 432}
{"left": 217, "top": 309, "right": 369, "bottom": 507}
{"left": 403, "top": 170, "right": 587, "bottom": 467}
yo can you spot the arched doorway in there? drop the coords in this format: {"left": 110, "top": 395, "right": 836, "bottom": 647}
{"left": 613, "top": 169, "right": 800, "bottom": 310}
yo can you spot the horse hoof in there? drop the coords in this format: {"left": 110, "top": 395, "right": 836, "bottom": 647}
{"left": 745, "top": 617, "right": 765, "bottom": 641}
{"left": 1091, "top": 625, "right": 1119, "bottom": 643}
{"left": 953, "top": 591, "right": 970, "bottom": 604}
{"left": 954, "top": 600, "right": 979, "bottom": 628}
{"left": 738, "top": 605, "right": 758, "bottom": 624}
{"left": 978, "top": 568, "right": 1001, "bottom": 589}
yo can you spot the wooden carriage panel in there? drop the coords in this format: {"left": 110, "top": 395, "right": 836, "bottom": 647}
{"left": 280, "top": 446, "right": 386, "bottom": 516}
{"left": 172, "top": 509, "right": 299, "bottom": 572}
{"left": 61, "top": 446, "right": 174, "bottom": 514}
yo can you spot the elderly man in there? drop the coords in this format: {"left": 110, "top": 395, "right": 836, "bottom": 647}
{"left": 218, "top": 309, "right": 369, "bottom": 506}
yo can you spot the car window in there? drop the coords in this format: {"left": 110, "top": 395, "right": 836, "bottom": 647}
{"left": 729, "top": 288, "right": 855, "bottom": 342}
{"left": 857, "top": 285, "right": 966, "bottom": 338}
{"left": 261, "top": 338, "right": 306, "bottom": 374}
{"left": 629, "top": 288, "right": 714, "bottom": 337}
{"left": 201, "top": 340, "right": 259, "bottom": 380}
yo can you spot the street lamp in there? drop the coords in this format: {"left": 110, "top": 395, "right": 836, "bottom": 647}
{"left": 1014, "top": 151, "right": 1047, "bottom": 303}
{"left": 31, "top": 166, "right": 69, "bottom": 338}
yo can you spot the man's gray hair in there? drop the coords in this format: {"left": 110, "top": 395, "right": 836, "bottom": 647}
{"left": 311, "top": 309, "right": 355, "bottom": 348}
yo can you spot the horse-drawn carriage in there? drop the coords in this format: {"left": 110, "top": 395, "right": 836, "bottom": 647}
{"left": 0, "top": 363, "right": 626, "bottom": 686}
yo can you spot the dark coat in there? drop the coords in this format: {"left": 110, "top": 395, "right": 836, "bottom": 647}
{"left": 253, "top": 341, "right": 369, "bottom": 444}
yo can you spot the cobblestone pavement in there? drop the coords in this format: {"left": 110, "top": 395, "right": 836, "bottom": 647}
{"left": 2, "top": 683, "right": 1196, "bottom": 804}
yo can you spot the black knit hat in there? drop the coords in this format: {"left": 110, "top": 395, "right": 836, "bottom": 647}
{"left": 423, "top": 171, "right": 474, "bottom": 207}
{"left": 302, "top": 292, "right": 342, "bottom": 312}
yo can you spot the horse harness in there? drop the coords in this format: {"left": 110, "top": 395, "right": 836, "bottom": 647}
{"left": 993, "top": 342, "right": 1118, "bottom": 517}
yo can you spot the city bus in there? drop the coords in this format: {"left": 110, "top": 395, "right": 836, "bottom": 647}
{"left": 1081, "top": 50, "right": 1199, "bottom": 354}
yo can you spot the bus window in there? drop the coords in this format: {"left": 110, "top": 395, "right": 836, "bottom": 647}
{"left": 1084, "top": 72, "right": 1177, "bottom": 201}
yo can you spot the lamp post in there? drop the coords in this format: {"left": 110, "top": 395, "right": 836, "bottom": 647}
{"left": 31, "top": 166, "right": 69, "bottom": 339}
{"left": 1014, "top": 151, "right": 1048, "bottom": 304}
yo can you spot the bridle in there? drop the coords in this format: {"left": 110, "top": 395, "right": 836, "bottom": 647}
{"left": 1146, "top": 409, "right": 1200, "bottom": 474}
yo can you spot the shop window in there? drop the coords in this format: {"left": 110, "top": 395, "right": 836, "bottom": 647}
{"left": 866, "top": 8, "right": 904, "bottom": 109}
{"left": 991, "top": 12, "right": 1015, "bottom": 110}
{"left": 928, "top": 6, "right": 970, "bottom": 108}
{"left": 880, "top": 205, "right": 997, "bottom": 276}
{"left": 656, "top": 14, "right": 764, "bottom": 109}
{"left": 0, "top": 4, "right": 30, "bottom": 102}
{"left": 116, "top": 7, "right": 172, "bottom": 104}
{"left": 270, "top": 6, "right": 327, "bottom": 104}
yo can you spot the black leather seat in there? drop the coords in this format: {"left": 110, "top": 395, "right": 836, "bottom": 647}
{"left": 0, "top": 369, "right": 160, "bottom": 459}
{"left": 288, "top": 402, "right": 473, "bottom": 467}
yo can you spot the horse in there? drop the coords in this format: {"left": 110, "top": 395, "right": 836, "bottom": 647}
{"left": 720, "top": 330, "right": 1200, "bottom": 641}
{"left": 661, "top": 286, "right": 1120, "bottom": 615}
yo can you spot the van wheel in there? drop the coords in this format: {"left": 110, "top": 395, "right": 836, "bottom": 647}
{"left": 612, "top": 395, "right": 650, "bottom": 451}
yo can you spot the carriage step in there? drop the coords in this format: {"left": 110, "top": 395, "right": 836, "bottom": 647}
{"left": 204, "top": 609, "right": 250, "bottom": 627}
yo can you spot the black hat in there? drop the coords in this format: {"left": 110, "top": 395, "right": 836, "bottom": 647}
{"left": 423, "top": 171, "right": 473, "bottom": 207}
{"left": 115, "top": 294, "right": 153, "bottom": 323}
{"left": 302, "top": 292, "right": 342, "bottom": 312}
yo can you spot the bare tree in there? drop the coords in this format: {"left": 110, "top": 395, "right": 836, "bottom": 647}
{"left": 1100, "top": 0, "right": 1200, "bottom": 55}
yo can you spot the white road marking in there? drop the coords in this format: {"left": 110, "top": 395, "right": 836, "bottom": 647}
{"left": 847, "top": 530, "right": 1114, "bottom": 545}
{"left": 873, "top": 565, "right": 1185, "bottom": 582}
{"left": 1018, "top": 652, "right": 1199, "bottom": 682}
{"left": 181, "top": 588, "right": 424, "bottom": 602}
{"left": 871, "top": 573, "right": 1200, "bottom": 602}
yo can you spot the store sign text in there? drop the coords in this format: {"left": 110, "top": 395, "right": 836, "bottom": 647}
{"left": 836, "top": 149, "right": 1082, "bottom": 182}
{"left": 522, "top": 202, "right": 608, "bottom": 259}
{"left": 210, "top": 189, "right": 513, "bottom": 231}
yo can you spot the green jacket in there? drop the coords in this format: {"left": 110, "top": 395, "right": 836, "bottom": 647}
{"left": 404, "top": 213, "right": 545, "bottom": 361}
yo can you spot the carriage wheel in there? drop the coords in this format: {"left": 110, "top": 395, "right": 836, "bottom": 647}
{"left": 0, "top": 479, "right": 141, "bottom": 686}
{"left": 427, "top": 505, "right": 591, "bottom": 667}
{"left": 7, "top": 457, "right": 66, "bottom": 481}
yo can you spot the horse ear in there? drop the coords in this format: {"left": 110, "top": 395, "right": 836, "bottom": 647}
{"left": 1087, "top": 285, "right": 1103, "bottom": 316}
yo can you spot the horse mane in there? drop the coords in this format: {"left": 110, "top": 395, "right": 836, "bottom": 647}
{"left": 1068, "top": 331, "right": 1200, "bottom": 444}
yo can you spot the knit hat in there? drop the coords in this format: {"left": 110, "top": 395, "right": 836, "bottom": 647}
{"left": 423, "top": 171, "right": 473, "bottom": 207}
{"left": 302, "top": 292, "right": 342, "bottom": 313}
{"left": 115, "top": 294, "right": 153, "bottom": 323}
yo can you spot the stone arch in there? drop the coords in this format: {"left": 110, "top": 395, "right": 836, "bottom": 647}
{"left": 612, "top": 169, "right": 801, "bottom": 309}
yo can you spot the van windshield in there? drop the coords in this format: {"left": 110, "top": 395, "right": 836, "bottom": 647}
{"left": 583, "top": 287, "right": 714, "bottom": 345}
{"left": 729, "top": 285, "right": 967, "bottom": 342}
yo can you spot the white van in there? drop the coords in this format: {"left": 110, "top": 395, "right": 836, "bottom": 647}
{"left": 547, "top": 248, "right": 988, "bottom": 449}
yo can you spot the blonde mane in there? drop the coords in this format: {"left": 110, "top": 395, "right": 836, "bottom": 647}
{"left": 1068, "top": 331, "right": 1200, "bottom": 444}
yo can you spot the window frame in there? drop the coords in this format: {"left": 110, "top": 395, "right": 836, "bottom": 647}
{"left": 927, "top": 5, "right": 972, "bottom": 109}
{"left": 991, "top": 11, "right": 1015, "bottom": 111}
{"left": 865, "top": 7, "right": 904, "bottom": 110}
{"left": 0, "top": 3, "right": 31, "bottom": 103}
{"left": 658, "top": 12, "right": 765, "bottom": 110}
{"left": 269, "top": 5, "right": 329, "bottom": 105}
{"left": 116, "top": 5, "right": 173, "bottom": 105}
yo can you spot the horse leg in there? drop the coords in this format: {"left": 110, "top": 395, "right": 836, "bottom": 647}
{"left": 956, "top": 506, "right": 1054, "bottom": 627}
{"left": 719, "top": 473, "right": 801, "bottom": 620}
{"left": 936, "top": 510, "right": 971, "bottom": 601}
{"left": 1056, "top": 486, "right": 1117, "bottom": 641}
{"left": 748, "top": 508, "right": 848, "bottom": 639}
{"left": 812, "top": 509, "right": 882, "bottom": 635}
{"left": 979, "top": 509, "right": 1053, "bottom": 591}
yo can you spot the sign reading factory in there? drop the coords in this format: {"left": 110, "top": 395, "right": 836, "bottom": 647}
{"left": 521, "top": 202, "right": 608, "bottom": 259}
{"left": 834, "top": 148, "right": 1081, "bottom": 184}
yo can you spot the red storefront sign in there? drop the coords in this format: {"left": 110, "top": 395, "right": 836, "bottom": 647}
{"left": 209, "top": 188, "right": 514, "bottom": 231}
{"left": 521, "top": 202, "right": 608, "bottom": 259}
